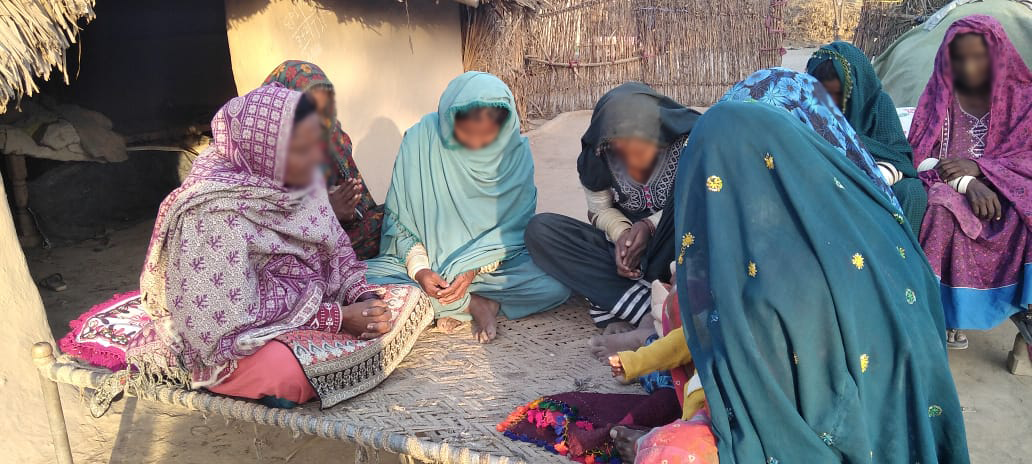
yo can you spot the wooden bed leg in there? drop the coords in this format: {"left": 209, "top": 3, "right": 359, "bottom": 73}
{"left": 5, "top": 154, "right": 41, "bottom": 247}
{"left": 32, "top": 342, "right": 74, "bottom": 464}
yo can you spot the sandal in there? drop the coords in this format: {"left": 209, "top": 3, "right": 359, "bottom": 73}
{"left": 947, "top": 329, "right": 968, "bottom": 350}
{"left": 38, "top": 273, "right": 67, "bottom": 292}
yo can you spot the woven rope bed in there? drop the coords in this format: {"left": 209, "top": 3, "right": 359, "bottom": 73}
{"left": 33, "top": 301, "right": 642, "bottom": 463}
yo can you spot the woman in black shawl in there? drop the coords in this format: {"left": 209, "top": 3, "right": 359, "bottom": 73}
{"left": 525, "top": 82, "right": 699, "bottom": 357}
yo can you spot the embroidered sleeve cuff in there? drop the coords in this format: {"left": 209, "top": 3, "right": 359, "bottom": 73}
{"left": 405, "top": 243, "right": 431, "bottom": 280}
{"left": 478, "top": 261, "right": 501, "bottom": 275}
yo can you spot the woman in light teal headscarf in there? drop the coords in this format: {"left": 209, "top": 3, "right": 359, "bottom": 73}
{"left": 365, "top": 72, "right": 570, "bottom": 343}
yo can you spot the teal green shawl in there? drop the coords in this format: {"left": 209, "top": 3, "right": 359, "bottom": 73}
{"left": 369, "top": 72, "right": 536, "bottom": 281}
{"left": 807, "top": 41, "right": 916, "bottom": 178}
{"left": 675, "top": 102, "right": 968, "bottom": 463}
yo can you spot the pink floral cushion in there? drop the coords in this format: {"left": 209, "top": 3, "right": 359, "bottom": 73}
{"left": 59, "top": 292, "right": 151, "bottom": 371}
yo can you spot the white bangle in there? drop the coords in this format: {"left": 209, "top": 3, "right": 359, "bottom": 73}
{"left": 948, "top": 175, "right": 976, "bottom": 194}
{"left": 917, "top": 158, "right": 940, "bottom": 173}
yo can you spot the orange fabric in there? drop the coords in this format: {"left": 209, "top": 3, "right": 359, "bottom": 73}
{"left": 207, "top": 340, "right": 316, "bottom": 403}
{"left": 636, "top": 408, "right": 719, "bottom": 464}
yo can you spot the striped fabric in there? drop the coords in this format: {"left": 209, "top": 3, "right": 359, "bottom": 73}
{"left": 588, "top": 280, "right": 651, "bottom": 325}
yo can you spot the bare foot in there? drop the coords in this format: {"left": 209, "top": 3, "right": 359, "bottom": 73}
{"left": 437, "top": 317, "right": 464, "bottom": 334}
{"left": 610, "top": 425, "right": 648, "bottom": 461}
{"left": 602, "top": 321, "right": 634, "bottom": 335}
{"left": 589, "top": 325, "right": 655, "bottom": 361}
{"left": 469, "top": 294, "right": 501, "bottom": 343}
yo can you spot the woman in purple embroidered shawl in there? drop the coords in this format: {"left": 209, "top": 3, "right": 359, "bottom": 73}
{"left": 132, "top": 86, "right": 431, "bottom": 407}
{"left": 911, "top": 15, "right": 1032, "bottom": 356}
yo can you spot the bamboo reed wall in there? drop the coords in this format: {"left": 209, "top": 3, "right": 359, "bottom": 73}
{"left": 465, "top": 0, "right": 786, "bottom": 119}
{"left": 854, "top": 0, "right": 951, "bottom": 57}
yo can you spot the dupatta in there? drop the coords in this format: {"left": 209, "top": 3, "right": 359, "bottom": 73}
{"left": 371, "top": 72, "right": 536, "bottom": 280}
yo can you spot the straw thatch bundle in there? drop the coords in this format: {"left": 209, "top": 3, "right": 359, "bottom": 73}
{"left": 854, "top": 0, "right": 950, "bottom": 57}
{"left": 465, "top": 0, "right": 786, "bottom": 119}
{"left": 0, "top": 0, "right": 96, "bottom": 114}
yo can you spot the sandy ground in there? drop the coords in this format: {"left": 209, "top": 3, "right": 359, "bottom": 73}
{"left": 21, "top": 50, "right": 1032, "bottom": 463}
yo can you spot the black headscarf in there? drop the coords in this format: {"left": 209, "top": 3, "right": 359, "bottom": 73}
{"left": 577, "top": 82, "right": 701, "bottom": 191}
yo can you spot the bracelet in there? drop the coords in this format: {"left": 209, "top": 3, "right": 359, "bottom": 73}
{"left": 642, "top": 219, "right": 656, "bottom": 236}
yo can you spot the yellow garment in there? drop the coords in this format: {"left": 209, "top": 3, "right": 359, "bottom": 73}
{"left": 617, "top": 327, "right": 707, "bottom": 419}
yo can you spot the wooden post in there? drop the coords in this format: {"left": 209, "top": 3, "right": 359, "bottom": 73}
{"left": 4, "top": 154, "right": 41, "bottom": 247}
{"left": 32, "top": 342, "right": 74, "bottom": 464}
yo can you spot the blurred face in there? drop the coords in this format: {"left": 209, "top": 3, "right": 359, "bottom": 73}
{"left": 819, "top": 78, "right": 844, "bottom": 109}
{"left": 283, "top": 113, "right": 323, "bottom": 188}
{"left": 611, "top": 137, "right": 659, "bottom": 174}
{"left": 453, "top": 115, "right": 501, "bottom": 150}
{"left": 308, "top": 87, "right": 335, "bottom": 120}
{"left": 950, "top": 33, "right": 991, "bottom": 91}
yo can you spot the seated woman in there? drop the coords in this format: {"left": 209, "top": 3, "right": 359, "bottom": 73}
{"left": 525, "top": 83, "right": 700, "bottom": 357}
{"left": 807, "top": 42, "right": 927, "bottom": 235}
{"left": 129, "top": 85, "right": 431, "bottom": 408}
{"left": 262, "top": 60, "right": 384, "bottom": 259}
{"left": 909, "top": 16, "right": 1032, "bottom": 352}
{"left": 622, "top": 100, "right": 968, "bottom": 463}
{"left": 364, "top": 72, "right": 569, "bottom": 343}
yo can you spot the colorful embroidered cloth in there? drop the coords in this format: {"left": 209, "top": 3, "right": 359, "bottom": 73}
{"left": 674, "top": 101, "right": 968, "bottom": 463}
{"left": 138, "top": 85, "right": 377, "bottom": 388}
{"left": 498, "top": 391, "right": 681, "bottom": 463}
{"left": 911, "top": 15, "right": 1032, "bottom": 330}
{"left": 262, "top": 60, "right": 383, "bottom": 259}
{"left": 59, "top": 292, "right": 149, "bottom": 371}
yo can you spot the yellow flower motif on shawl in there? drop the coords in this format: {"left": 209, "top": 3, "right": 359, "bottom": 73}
{"left": 851, "top": 253, "right": 865, "bottom": 270}
{"left": 897, "top": 246, "right": 906, "bottom": 259}
{"left": 747, "top": 261, "right": 757, "bottom": 277}
{"left": 300, "top": 63, "right": 313, "bottom": 73}
{"left": 764, "top": 153, "right": 775, "bottom": 170}
{"left": 793, "top": 352, "right": 799, "bottom": 365}
{"left": 893, "top": 213, "right": 906, "bottom": 225}
{"left": 706, "top": 176, "right": 723, "bottom": 192}
{"left": 677, "top": 233, "right": 695, "bottom": 264}
{"left": 860, "top": 354, "right": 869, "bottom": 373}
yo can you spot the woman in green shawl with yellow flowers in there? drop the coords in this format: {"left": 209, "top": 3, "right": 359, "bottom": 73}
{"left": 808, "top": 42, "right": 927, "bottom": 235}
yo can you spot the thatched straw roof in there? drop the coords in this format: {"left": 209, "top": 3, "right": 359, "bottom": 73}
{"left": 0, "top": 0, "right": 95, "bottom": 114}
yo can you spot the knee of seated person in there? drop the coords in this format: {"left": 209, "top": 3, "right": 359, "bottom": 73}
{"left": 525, "top": 213, "right": 561, "bottom": 248}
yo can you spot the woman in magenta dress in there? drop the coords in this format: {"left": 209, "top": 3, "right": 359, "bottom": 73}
{"left": 911, "top": 15, "right": 1032, "bottom": 354}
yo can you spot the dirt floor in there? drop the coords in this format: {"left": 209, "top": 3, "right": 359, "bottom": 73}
{"left": 22, "top": 50, "right": 1032, "bottom": 463}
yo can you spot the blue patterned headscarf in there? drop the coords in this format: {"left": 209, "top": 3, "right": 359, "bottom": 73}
{"left": 721, "top": 67, "right": 901, "bottom": 211}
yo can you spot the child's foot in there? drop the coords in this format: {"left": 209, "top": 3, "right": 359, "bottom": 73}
{"left": 437, "top": 317, "right": 464, "bottom": 334}
{"left": 470, "top": 294, "right": 501, "bottom": 344}
{"left": 589, "top": 325, "right": 655, "bottom": 361}
{"left": 602, "top": 321, "right": 634, "bottom": 335}
{"left": 610, "top": 426, "right": 648, "bottom": 462}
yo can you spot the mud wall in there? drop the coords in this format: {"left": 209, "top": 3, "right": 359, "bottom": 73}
{"left": 224, "top": 0, "right": 465, "bottom": 202}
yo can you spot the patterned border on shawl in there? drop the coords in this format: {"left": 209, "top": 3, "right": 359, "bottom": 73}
{"left": 286, "top": 285, "right": 434, "bottom": 408}
{"left": 274, "top": 90, "right": 302, "bottom": 185}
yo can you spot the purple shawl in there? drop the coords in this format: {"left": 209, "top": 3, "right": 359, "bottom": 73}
{"left": 139, "top": 85, "right": 375, "bottom": 386}
{"left": 910, "top": 15, "right": 1032, "bottom": 230}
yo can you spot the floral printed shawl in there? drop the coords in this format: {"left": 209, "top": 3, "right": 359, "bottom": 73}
{"left": 909, "top": 15, "right": 1032, "bottom": 228}
{"left": 139, "top": 85, "right": 375, "bottom": 387}
{"left": 721, "top": 67, "right": 902, "bottom": 211}
{"left": 262, "top": 60, "right": 375, "bottom": 209}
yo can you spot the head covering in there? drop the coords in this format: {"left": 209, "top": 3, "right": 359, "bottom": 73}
{"left": 721, "top": 67, "right": 902, "bottom": 211}
{"left": 577, "top": 82, "right": 700, "bottom": 192}
{"left": 909, "top": 15, "right": 1032, "bottom": 226}
{"left": 139, "top": 85, "right": 375, "bottom": 387}
{"left": 262, "top": 61, "right": 376, "bottom": 208}
{"left": 374, "top": 72, "right": 536, "bottom": 281}
{"left": 807, "top": 41, "right": 916, "bottom": 177}
{"left": 674, "top": 101, "right": 968, "bottom": 463}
